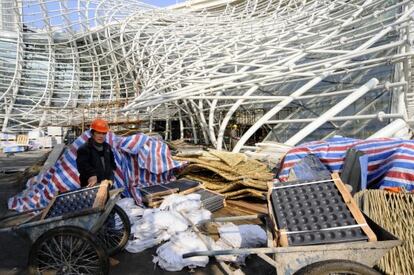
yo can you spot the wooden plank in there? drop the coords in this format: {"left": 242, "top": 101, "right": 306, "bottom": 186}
{"left": 179, "top": 185, "right": 202, "bottom": 195}
{"left": 331, "top": 173, "right": 377, "bottom": 242}
{"left": 41, "top": 144, "right": 65, "bottom": 173}
{"left": 93, "top": 180, "right": 110, "bottom": 209}
{"left": 226, "top": 200, "right": 268, "bottom": 215}
{"left": 148, "top": 200, "right": 163, "bottom": 208}
{"left": 41, "top": 197, "right": 57, "bottom": 220}
{"left": 143, "top": 188, "right": 179, "bottom": 199}
{"left": 266, "top": 181, "right": 279, "bottom": 247}
{"left": 278, "top": 229, "right": 289, "bottom": 247}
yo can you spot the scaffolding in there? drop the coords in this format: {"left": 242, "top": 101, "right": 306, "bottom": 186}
{"left": 0, "top": 0, "right": 413, "bottom": 150}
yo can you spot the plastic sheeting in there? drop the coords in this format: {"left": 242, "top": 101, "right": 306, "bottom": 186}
{"left": 279, "top": 137, "right": 414, "bottom": 191}
{"left": 9, "top": 131, "right": 183, "bottom": 211}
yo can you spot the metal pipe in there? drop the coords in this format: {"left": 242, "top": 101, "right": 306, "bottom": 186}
{"left": 368, "top": 119, "right": 409, "bottom": 139}
{"left": 284, "top": 78, "right": 379, "bottom": 146}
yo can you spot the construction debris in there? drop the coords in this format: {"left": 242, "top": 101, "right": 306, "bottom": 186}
{"left": 244, "top": 142, "right": 292, "bottom": 168}
{"left": 174, "top": 150, "right": 273, "bottom": 200}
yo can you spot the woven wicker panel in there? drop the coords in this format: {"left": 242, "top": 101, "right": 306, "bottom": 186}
{"left": 354, "top": 190, "right": 414, "bottom": 275}
{"left": 175, "top": 152, "right": 272, "bottom": 201}
{"left": 223, "top": 188, "right": 266, "bottom": 199}
{"left": 208, "top": 150, "right": 247, "bottom": 167}
{"left": 174, "top": 156, "right": 272, "bottom": 181}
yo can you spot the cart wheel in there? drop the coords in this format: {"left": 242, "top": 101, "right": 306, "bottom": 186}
{"left": 294, "top": 259, "right": 381, "bottom": 275}
{"left": 97, "top": 204, "right": 131, "bottom": 255}
{"left": 28, "top": 226, "right": 109, "bottom": 275}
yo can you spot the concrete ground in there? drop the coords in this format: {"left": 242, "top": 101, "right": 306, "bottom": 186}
{"left": 0, "top": 238, "right": 275, "bottom": 275}
{"left": 0, "top": 150, "right": 275, "bottom": 275}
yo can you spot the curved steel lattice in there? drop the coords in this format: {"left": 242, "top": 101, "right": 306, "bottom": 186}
{"left": 0, "top": 0, "right": 413, "bottom": 151}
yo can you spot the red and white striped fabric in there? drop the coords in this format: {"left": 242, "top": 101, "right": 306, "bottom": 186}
{"left": 8, "top": 131, "right": 183, "bottom": 212}
{"left": 278, "top": 137, "right": 414, "bottom": 192}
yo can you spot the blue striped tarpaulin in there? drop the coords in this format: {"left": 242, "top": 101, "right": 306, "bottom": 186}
{"left": 278, "top": 137, "right": 414, "bottom": 192}
{"left": 8, "top": 131, "right": 183, "bottom": 212}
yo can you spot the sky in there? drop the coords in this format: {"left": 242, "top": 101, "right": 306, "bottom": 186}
{"left": 22, "top": 0, "right": 187, "bottom": 31}
{"left": 141, "top": 0, "right": 185, "bottom": 7}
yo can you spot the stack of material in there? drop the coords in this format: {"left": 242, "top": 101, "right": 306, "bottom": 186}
{"left": 269, "top": 174, "right": 376, "bottom": 246}
{"left": 174, "top": 150, "right": 273, "bottom": 200}
{"left": 126, "top": 193, "right": 212, "bottom": 254}
{"left": 168, "top": 139, "right": 205, "bottom": 157}
{"left": 138, "top": 179, "right": 201, "bottom": 207}
{"left": 354, "top": 190, "right": 414, "bottom": 275}
{"left": 193, "top": 188, "right": 225, "bottom": 212}
{"left": 244, "top": 142, "right": 292, "bottom": 168}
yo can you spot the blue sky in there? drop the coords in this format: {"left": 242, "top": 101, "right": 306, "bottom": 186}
{"left": 142, "top": 0, "right": 185, "bottom": 7}
{"left": 22, "top": 0, "right": 186, "bottom": 30}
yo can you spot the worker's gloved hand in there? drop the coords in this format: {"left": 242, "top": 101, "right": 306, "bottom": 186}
{"left": 87, "top": 176, "right": 98, "bottom": 187}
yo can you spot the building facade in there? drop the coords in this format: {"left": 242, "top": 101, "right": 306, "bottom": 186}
{"left": 0, "top": 0, "right": 413, "bottom": 151}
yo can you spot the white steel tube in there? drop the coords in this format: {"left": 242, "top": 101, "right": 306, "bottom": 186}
{"left": 284, "top": 78, "right": 379, "bottom": 146}
{"left": 368, "top": 118, "right": 408, "bottom": 139}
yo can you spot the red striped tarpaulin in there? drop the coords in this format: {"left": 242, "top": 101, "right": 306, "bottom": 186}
{"left": 8, "top": 131, "right": 183, "bottom": 212}
{"left": 278, "top": 137, "right": 414, "bottom": 191}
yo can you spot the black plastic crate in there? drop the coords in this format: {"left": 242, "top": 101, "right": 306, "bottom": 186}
{"left": 271, "top": 179, "right": 368, "bottom": 246}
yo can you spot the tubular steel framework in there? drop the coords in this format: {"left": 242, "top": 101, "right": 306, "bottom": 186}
{"left": 0, "top": 0, "right": 413, "bottom": 151}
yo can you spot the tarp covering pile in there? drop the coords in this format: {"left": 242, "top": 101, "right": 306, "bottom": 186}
{"left": 174, "top": 150, "right": 273, "bottom": 200}
{"left": 354, "top": 190, "right": 414, "bottom": 275}
{"left": 279, "top": 137, "right": 414, "bottom": 191}
{"left": 8, "top": 131, "right": 183, "bottom": 211}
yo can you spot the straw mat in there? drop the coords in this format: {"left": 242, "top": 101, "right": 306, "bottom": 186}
{"left": 354, "top": 190, "right": 414, "bottom": 275}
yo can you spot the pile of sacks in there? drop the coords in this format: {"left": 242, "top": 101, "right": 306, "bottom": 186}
{"left": 124, "top": 194, "right": 211, "bottom": 253}
{"left": 153, "top": 223, "right": 267, "bottom": 271}
{"left": 117, "top": 194, "right": 267, "bottom": 272}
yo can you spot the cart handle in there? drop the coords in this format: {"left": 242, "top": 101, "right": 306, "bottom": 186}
{"left": 0, "top": 207, "right": 45, "bottom": 222}
{"left": 197, "top": 214, "right": 266, "bottom": 225}
{"left": 183, "top": 247, "right": 278, "bottom": 258}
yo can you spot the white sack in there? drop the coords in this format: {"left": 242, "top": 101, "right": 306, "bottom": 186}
{"left": 184, "top": 209, "right": 212, "bottom": 225}
{"left": 218, "top": 223, "right": 267, "bottom": 248}
{"left": 159, "top": 193, "right": 202, "bottom": 212}
{"left": 153, "top": 232, "right": 212, "bottom": 271}
{"left": 213, "top": 239, "right": 247, "bottom": 264}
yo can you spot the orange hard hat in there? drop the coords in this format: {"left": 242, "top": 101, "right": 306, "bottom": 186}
{"left": 90, "top": 118, "right": 109, "bottom": 133}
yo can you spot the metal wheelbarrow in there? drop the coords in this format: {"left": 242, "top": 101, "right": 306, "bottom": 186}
{"left": 0, "top": 181, "right": 131, "bottom": 275}
{"left": 183, "top": 214, "right": 401, "bottom": 275}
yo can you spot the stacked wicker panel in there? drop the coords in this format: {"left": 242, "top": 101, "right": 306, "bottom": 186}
{"left": 174, "top": 150, "right": 273, "bottom": 200}
{"left": 354, "top": 190, "right": 414, "bottom": 275}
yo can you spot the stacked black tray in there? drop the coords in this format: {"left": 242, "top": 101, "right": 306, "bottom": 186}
{"left": 271, "top": 178, "right": 368, "bottom": 246}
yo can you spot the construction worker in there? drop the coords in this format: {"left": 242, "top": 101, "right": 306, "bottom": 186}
{"left": 230, "top": 124, "right": 240, "bottom": 150}
{"left": 76, "top": 118, "right": 116, "bottom": 188}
